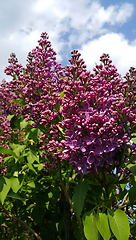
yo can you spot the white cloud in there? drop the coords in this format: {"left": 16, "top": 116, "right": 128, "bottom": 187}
{"left": 80, "top": 32, "right": 136, "bottom": 77}
{"left": 66, "top": 1, "right": 134, "bottom": 46}
{"left": 0, "top": 0, "right": 134, "bottom": 81}
{"left": 115, "top": 3, "right": 134, "bottom": 25}
{"left": 96, "top": 3, "right": 134, "bottom": 26}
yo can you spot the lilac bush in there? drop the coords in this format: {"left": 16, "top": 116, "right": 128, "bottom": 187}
{"left": 0, "top": 31, "right": 136, "bottom": 240}
{"left": 2, "top": 32, "right": 136, "bottom": 177}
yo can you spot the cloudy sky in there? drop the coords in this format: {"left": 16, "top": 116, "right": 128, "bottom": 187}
{"left": 0, "top": 0, "right": 136, "bottom": 82}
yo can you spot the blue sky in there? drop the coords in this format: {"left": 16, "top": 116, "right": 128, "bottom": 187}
{"left": 0, "top": 0, "right": 136, "bottom": 82}
{"left": 100, "top": 0, "right": 136, "bottom": 41}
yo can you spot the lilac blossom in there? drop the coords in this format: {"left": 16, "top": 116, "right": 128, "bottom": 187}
{"left": 1, "top": 33, "right": 136, "bottom": 177}
{"left": 60, "top": 52, "right": 136, "bottom": 175}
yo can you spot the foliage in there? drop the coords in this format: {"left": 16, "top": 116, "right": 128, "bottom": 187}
{"left": 0, "top": 32, "right": 136, "bottom": 239}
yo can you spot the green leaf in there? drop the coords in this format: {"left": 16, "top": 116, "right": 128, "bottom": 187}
{"left": 33, "top": 163, "right": 43, "bottom": 171}
{"left": 130, "top": 164, "right": 136, "bottom": 176}
{"left": 129, "top": 182, "right": 136, "bottom": 206}
{"left": 108, "top": 209, "right": 130, "bottom": 240}
{"left": 95, "top": 212, "right": 111, "bottom": 240}
{"left": 28, "top": 181, "right": 35, "bottom": 188}
{"left": 132, "top": 137, "right": 136, "bottom": 144}
{"left": 29, "top": 128, "right": 40, "bottom": 142}
{"left": 27, "top": 151, "right": 35, "bottom": 164}
{"left": 29, "top": 148, "right": 37, "bottom": 158}
{"left": 3, "top": 156, "right": 13, "bottom": 163}
{"left": 7, "top": 114, "right": 14, "bottom": 121}
{"left": 31, "top": 206, "right": 44, "bottom": 226}
{"left": 56, "top": 125, "right": 65, "bottom": 135}
{"left": 26, "top": 204, "right": 35, "bottom": 211}
{"left": 12, "top": 99, "right": 26, "bottom": 106}
{"left": 0, "top": 147, "right": 18, "bottom": 159}
{"left": 48, "top": 192, "right": 53, "bottom": 199}
{"left": 10, "top": 176, "right": 24, "bottom": 193}
{"left": 7, "top": 192, "right": 25, "bottom": 202}
{"left": 83, "top": 211, "right": 100, "bottom": 240}
{"left": 60, "top": 91, "right": 64, "bottom": 98}
{"left": 0, "top": 177, "right": 11, "bottom": 204}
{"left": 27, "top": 150, "right": 39, "bottom": 164}
{"left": 72, "top": 179, "right": 90, "bottom": 217}
{"left": 59, "top": 74, "right": 68, "bottom": 81}
{"left": 20, "top": 118, "right": 28, "bottom": 130}
{"left": 120, "top": 183, "right": 126, "bottom": 191}
{"left": 13, "top": 145, "right": 26, "bottom": 157}
{"left": 27, "top": 163, "right": 37, "bottom": 174}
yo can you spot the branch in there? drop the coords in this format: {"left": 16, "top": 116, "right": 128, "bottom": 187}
{"left": 75, "top": 213, "right": 86, "bottom": 240}
{"left": 120, "top": 192, "right": 129, "bottom": 207}
{"left": 4, "top": 213, "right": 42, "bottom": 240}
{"left": 57, "top": 158, "right": 67, "bottom": 196}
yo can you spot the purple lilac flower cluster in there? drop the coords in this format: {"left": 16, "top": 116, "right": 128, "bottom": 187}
{"left": 4, "top": 32, "right": 64, "bottom": 124}
{"left": 0, "top": 80, "right": 13, "bottom": 174}
{"left": 1, "top": 32, "right": 136, "bottom": 176}
{"left": 60, "top": 52, "right": 136, "bottom": 175}
{"left": 2, "top": 32, "right": 65, "bottom": 171}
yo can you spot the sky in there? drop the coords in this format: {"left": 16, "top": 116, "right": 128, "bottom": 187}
{"left": 0, "top": 0, "right": 136, "bottom": 82}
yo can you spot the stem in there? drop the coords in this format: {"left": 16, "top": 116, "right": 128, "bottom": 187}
{"left": 75, "top": 213, "right": 86, "bottom": 240}
{"left": 61, "top": 191, "right": 72, "bottom": 240}
{"left": 102, "top": 171, "right": 109, "bottom": 204}
{"left": 4, "top": 213, "right": 42, "bottom": 240}
{"left": 57, "top": 158, "right": 67, "bottom": 197}
{"left": 72, "top": 175, "right": 86, "bottom": 240}
{"left": 57, "top": 158, "right": 75, "bottom": 240}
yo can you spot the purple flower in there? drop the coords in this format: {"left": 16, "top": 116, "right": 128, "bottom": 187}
{"left": 83, "top": 134, "right": 96, "bottom": 145}
{"left": 79, "top": 101, "right": 93, "bottom": 120}
{"left": 65, "top": 137, "right": 86, "bottom": 152}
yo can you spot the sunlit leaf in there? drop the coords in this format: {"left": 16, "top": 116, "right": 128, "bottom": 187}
{"left": 20, "top": 118, "right": 28, "bottom": 130}
{"left": 0, "top": 177, "right": 11, "bottom": 204}
{"left": 0, "top": 147, "right": 18, "bottom": 159}
{"left": 10, "top": 176, "right": 24, "bottom": 193}
{"left": 83, "top": 211, "right": 100, "bottom": 240}
{"left": 108, "top": 209, "right": 130, "bottom": 240}
{"left": 95, "top": 212, "right": 111, "bottom": 240}
{"left": 7, "top": 115, "right": 14, "bottom": 121}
